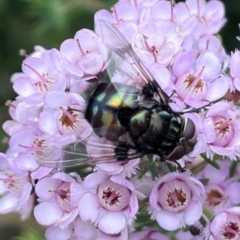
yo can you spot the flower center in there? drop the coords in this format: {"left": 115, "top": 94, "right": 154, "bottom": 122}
{"left": 185, "top": 73, "right": 204, "bottom": 91}
{"left": 102, "top": 187, "right": 120, "bottom": 206}
{"left": 24, "top": 63, "right": 54, "bottom": 93}
{"left": 158, "top": 179, "right": 191, "bottom": 213}
{"left": 54, "top": 183, "right": 73, "bottom": 212}
{"left": 167, "top": 189, "right": 187, "bottom": 207}
{"left": 97, "top": 180, "right": 131, "bottom": 211}
{"left": 19, "top": 138, "right": 46, "bottom": 153}
{"left": 0, "top": 171, "right": 27, "bottom": 196}
{"left": 60, "top": 108, "right": 77, "bottom": 128}
{"left": 175, "top": 69, "right": 207, "bottom": 101}
{"left": 206, "top": 189, "right": 224, "bottom": 207}
{"left": 222, "top": 222, "right": 240, "bottom": 239}
{"left": 213, "top": 116, "right": 233, "bottom": 146}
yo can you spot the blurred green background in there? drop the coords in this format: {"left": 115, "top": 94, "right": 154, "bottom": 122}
{"left": 0, "top": 0, "right": 239, "bottom": 239}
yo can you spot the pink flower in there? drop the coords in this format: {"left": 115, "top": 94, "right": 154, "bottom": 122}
{"left": 197, "top": 160, "right": 240, "bottom": 211}
{"left": 1, "top": 0, "right": 240, "bottom": 238}
{"left": 71, "top": 171, "right": 139, "bottom": 234}
{"left": 34, "top": 172, "right": 80, "bottom": 228}
{"left": 60, "top": 29, "right": 108, "bottom": 78}
{"left": 39, "top": 91, "right": 91, "bottom": 137}
{"left": 201, "top": 101, "right": 240, "bottom": 159}
{"left": 186, "top": 0, "right": 226, "bottom": 38}
{"left": 172, "top": 50, "right": 228, "bottom": 108}
{"left": 14, "top": 49, "right": 67, "bottom": 97}
{"left": 149, "top": 172, "right": 205, "bottom": 231}
{"left": 205, "top": 207, "right": 240, "bottom": 240}
{"left": 45, "top": 225, "right": 73, "bottom": 240}
{"left": 0, "top": 153, "right": 33, "bottom": 219}
{"left": 8, "top": 128, "right": 75, "bottom": 170}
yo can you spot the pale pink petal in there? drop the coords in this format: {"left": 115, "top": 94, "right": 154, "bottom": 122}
{"left": 99, "top": 212, "right": 126, "bottom": 234}
{"left": 210, "top": 212, "right": 227, "bottom": 235}
{"left": 233, "top": 77, "right": 240, "bottom": 91}
{"left": 205, "top": 1, "right": 225, "bottom": 20}
{"left": 210, "top": 145, "right": 234, "bottom": 156}
{"left": 2, "top": 120, "right": 24, "bottom": 136}
{"left": 227, "top": 207, "right": 240, "bottom": 215}
{"left": 172, "top": 51, "right": 196, "bottom": 77}
{"left": 13, "top": 77, "right": 36, "bottom": 97}
{"left": 128, "top": 194, "right": 139, "bottom": 217}
{"left": 184, "top": 200, "right": 203, "bottom": 225}
{"left": 110, "top": 175, "right": 135, "bottom": 191}
{"left": 174, "top": 2, "right": 190, "bottom": 24}
{"left": 35, "top": 178, "right": 61, "bottom": 200}
{"left": 74, "top": 29, "right": 99, "bottom": 52}
{"left": 186, "top": 0, "right": 205, "bottom": 16}
{"left": 44, "top": 91, "right": 70, "bottom": 109}
{"left": 152, "top": 1, "right": 172, "bottom": 20}
{"left": 196, "top": 51, "right": 221, "bottom": 79}
{"left": 18, "top": 182, "right": 32, "bottom": 206}
{"left": 0, "top": 194, "right": 18, "bottom": 213}
{"left": 70, "top": 182, "right": 84, "bottom": 207}
{"left": 60, "top": 39, "right": 80, "bottom": 63}
{"left": 206, "top": 77, "right": 229, "bottom": 102}
{"left": 31, "top": 166, "right": 52, "bottom": 180}
{"left": 74, "top": 218, "right": 96, "bottom": 239}
{"left": 0, "top": 181, "right": 6, "bottom": 194}
{"left": 156, "top": 210, "right": 181, "bottom": 231}
{"left": 114, "top": 1, "right": 136, "bottom": 21}
{"left": 230, "top": 51, "right": 240, "bottom": 77}
{"left": 14, "top": 155, "right": 39, "bottom": 171}
{"left": 149, "top": 63, "right": 170, "bottom": 90}
{"left": 78, "top": 192, "right": 99, "bottom": 222}
{"left": 225, "top": 182, "right": 240, "bottom": 204}
{"left": 80, "top": 53, "right": 103, "bottom": 75}
{"left": 56, "top": 209, "right": 78, "bottom": 227}
{"left": 34, "top": 202, "right": 63, "bottom": 225}
{"left": 45, "top": 226, "right": 72, "bottom": 240}
{"left": 39, "top": 111, "right": 58, "bottom": 135}
{"left": 97, "top": 163, "right": 123, "bottom": 175}
{"left": 84, "top": 172, "right": 108, "bottom": 188}
{"left": 203, "top": 118, "right": 216, "bottom": 143}
{"left": 187, "top": 177, "right": 205, "bottom": 196}
{"left": 22, "top": 57, "right": 47, "bottom": 79}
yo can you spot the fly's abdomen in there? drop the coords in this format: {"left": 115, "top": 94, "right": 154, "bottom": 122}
{"left": 85, "top": 82, "right": 139, "bottom": 141}
{"left": 129, "top": 107, "right": 182, "bottom": 156}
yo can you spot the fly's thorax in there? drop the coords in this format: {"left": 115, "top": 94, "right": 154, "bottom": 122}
{"left": 129, "top": 106, "right": 182, "bottom": 154}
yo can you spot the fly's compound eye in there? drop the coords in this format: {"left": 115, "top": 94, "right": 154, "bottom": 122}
{"left": 166, "top": 145, "right": 186, "bottom": 161}
{"left": 183, "top": 118, "right": 195, "bottom": 139}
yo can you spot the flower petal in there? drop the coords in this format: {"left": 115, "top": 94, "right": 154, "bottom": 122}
{"left": 78, "top": 192, "right": 99, "bottom": 222}
{"left": 184, "top": 200, "right": 203, "bottom": 225}
{"left": 99, "top": 212, "right": 126, "bottom": 234}
{"left": 156, "top": 210, "right": 182, "bottom": 231}
{"left": 34, "top": 202, "right": 62, "bottom": 225}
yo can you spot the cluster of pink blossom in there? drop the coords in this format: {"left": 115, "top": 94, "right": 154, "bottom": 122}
{"left": 1, "top": 0, "right": 240, "bottom": 239}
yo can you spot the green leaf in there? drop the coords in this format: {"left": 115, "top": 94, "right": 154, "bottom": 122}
{"left": 198, "top": 178, "right": 210, "bottom": 185}
{"left": 229, "top": 160, "right": 239, "bottom": 178}
{"left": 201, "top": 154, "right": 220, "bottom": 170}
{"left": 12, "top": 227, "right": 44, "bottom": 240}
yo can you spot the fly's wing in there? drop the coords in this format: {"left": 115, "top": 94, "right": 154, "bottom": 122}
{"left": 97, "top": 20, "right": 169, "bottom": 104}
{"left": 36, "top": 131, "right": 142, "bottom": 169}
